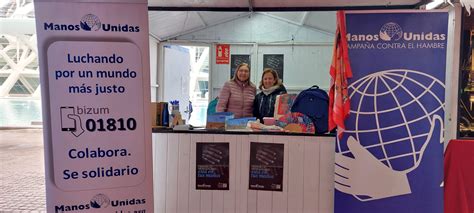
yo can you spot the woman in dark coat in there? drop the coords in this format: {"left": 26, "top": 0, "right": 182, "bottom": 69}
{"left": 253, "top": 68, "right": 287, "bottom": 123}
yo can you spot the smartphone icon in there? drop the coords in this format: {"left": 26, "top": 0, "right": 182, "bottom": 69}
{"left": 60, "top": 107, "right": 76, "bottom": 131}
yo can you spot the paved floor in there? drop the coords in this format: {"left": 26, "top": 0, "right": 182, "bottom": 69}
{"left": 0, "top": 129, "right": 46, "bottom": 213}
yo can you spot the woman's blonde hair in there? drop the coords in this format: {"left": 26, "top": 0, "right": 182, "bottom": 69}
{"left": 259, "top": 68, "right": 281, "bottom": 90}
{"left": 232, "top": 63, "right": 250, "bottom": 82}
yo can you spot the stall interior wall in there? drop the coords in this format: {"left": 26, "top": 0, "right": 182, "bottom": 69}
{"left": 173, "top": 12, "right": 335, "bottom": 99}
{"left": 209, "top": 44, "right": 333, "bottom": 99}
{"left": 152, "top": 133, "right": 335, "bottom": 213}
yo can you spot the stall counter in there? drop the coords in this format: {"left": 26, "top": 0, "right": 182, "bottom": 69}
{"left": 152, "top": 129, "right": 336, "bottom": 213}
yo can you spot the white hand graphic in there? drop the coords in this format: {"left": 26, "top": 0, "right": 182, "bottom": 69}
{"left": 68, "top": 114, "right": 84, "bottom": 137}
{"left": 379, "top": 31, "right": 391, "bottom": 41}
{"left": 335, "top": 136, "right": 411, "bottom": 201}
{"left": 335, "top": 115, "right": 443, "bottom": 201}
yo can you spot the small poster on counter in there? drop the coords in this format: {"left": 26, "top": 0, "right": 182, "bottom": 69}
{"left": 196, "top": 142, "right": 229, "bottom": 190}
{"left": 249, "top": 142, "right": 284, "bottom": 191}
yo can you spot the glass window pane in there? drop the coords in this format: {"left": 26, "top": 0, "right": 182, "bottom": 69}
{"left": 24, "top": 77, "right": 40, "bottom": 91}
{"left": 9, "top": 80, "right": 30, "bottom": 95}
{"left": 0, "top": 77, "right": 7, "bottom": 85}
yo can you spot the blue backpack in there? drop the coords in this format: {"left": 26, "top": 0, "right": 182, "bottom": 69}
{"left": 291, "top": 85, "right": 329, "bottom": 133}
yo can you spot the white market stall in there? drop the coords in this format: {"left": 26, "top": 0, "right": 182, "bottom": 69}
{"left": 147, "top": 1, "right": 466, "bottom": 213}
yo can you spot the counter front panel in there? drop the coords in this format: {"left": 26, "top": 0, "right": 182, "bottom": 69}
{"left": 153, "top": 132, "right": 335, "bottom": 213}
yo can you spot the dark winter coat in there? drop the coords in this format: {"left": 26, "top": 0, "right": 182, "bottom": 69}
{"left": 253, "top": 84, "right": 287, "bottom": 122}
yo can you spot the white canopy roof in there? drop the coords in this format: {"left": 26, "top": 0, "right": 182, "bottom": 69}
{"left": 148, "top": 0, "right": 425, "bottom": 10}
{"left": 148, "top": 11, "right": 337, "bottom": 41}
{"left": 147, "top": 0, "right": 429, "bottom": 41}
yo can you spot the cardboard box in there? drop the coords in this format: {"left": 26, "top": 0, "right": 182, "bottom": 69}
{"left": 151, "top": 102, "right": 158, "bottom": 127}
{"left": 156, "top": 102, "right": 163, "bottom": 126}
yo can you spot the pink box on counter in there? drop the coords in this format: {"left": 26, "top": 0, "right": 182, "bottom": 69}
{"left": 263, "top": 117, "right": 276, "bottom": 125}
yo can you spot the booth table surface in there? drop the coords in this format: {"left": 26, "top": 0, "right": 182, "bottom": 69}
{"left": 444, "top": 139, "right": 474, "bottom": 213}
{"left": 152, "top": 131, "right": 335, "bottom": 213}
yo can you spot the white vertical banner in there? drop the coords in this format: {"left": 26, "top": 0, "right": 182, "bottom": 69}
{"left": 34, "top": 1, "right": 153, "bottom": 212}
